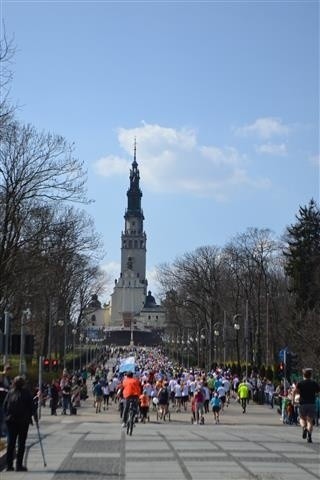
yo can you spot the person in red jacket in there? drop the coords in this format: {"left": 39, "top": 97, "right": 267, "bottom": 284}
{"left": 121, "top": 371, "right": 141, "bottom": 427}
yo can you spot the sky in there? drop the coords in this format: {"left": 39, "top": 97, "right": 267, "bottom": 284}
{"left": 1, "top": 0, "right": 319, "bottom": 301}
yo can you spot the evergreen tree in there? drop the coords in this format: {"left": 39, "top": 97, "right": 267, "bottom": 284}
{"left": 284, "top": 199, "right": 320, "bottom": 312}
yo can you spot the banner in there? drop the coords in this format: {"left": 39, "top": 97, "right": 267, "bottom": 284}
{"left": 119, "top": 356, "right": 136, "bottom": 373}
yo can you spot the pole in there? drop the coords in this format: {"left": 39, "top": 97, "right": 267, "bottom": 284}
{"left": 38, "top": 356, "right": 43, "bottom": 421}
{"left": 130, "top": 316, "right": 134, "bottom": 346}
{"left": 266, "top": 292, "right": 269, "bottom": 367}
{"left": 35, "top": 421, "right": 47, "bottom": 467}
{"left": 3, "top": 310, "right": 10, "bottom": 365}
{"left": 19, "top": 312, "right": 26, "bottom": 376}
{"left": 283, "top": 348, "right": 287, "bottom": 395}
{"left": 73, "top": 333, "right": 75, "bottom": 373}
{"left": 208, "top": 319, "right": 212, "bottom": 372}
{"left": 245, "top": 300, "right": 249, "bottom": 378}
{"left": 223, "top": 310, "right": 226, "bottom": 367}
{"left": 197, "top": 326, "right": 200, "bottom": 367}
{"left": 86, "top": 340, "right": 89, "bottom": 366}
{"left": 79, "top": 337, "right": 82, "bottom": 371}
{"left": 48, "top": 302, "right": 52, "bottom": 366}
{"left": 63, "top": 321, "right": 67, "bottom": 370}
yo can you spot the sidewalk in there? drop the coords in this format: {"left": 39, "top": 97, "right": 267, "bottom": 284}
{"left": 0, "top": 393, "right": 318, "bottom": 479}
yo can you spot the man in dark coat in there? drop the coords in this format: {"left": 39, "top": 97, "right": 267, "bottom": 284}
{"left": 3, "top": 376, "right": 37, "bottom": 472}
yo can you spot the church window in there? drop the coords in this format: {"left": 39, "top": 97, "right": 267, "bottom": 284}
{"left": 148, "top": 315, "right": 151, "bottom": 320}
{"left": 127, "top": 257, "right": 133, "bottom": 270}
{"left": 134, "top": 240, "right": 138, "bottom": 248}
{"left": 129, "top": 240, "right": 132, "bottom": 248}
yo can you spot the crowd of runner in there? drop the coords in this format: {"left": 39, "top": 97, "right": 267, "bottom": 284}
{"left": 38, "top": 345, "right": 319, "bottom": 438}
{"left": 0, "top": 345, "right": 319, "bottom": 472}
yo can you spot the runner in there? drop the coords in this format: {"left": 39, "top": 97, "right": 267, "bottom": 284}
{"left": 293, "top": 368, "right": 320, "bottom": 443}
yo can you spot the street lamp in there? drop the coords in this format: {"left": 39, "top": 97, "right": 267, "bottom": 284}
{"left": 19, "top": 308, "right": 31, "bottom": 376}
{"left": 233, "top": 309, "right": 249, "bottom": 378}
{"left": 72, "top": 328, "right": 77, "bottom": 372}
{"left": 196, "top": 328, "right": 206, "bottom": 367}
{"left": 3, "top": 309, "right": 11, "bottom": 366}
{"left": 79, "top": 333, "right": 84, "bottom": 371}
{"left": 57, "top": 320, "right": 67, "bottom": 369}
{"left": 213, "top": 328, "right": 220, "bottom": 365}
{"left": 233, "top": 320, "right": 241, "bottom": 374}
{"left": 86, "top": 337, "right": 90, "bottom": 366}
{"left": 266, "top": 292, "right": 269, "bottom": 367}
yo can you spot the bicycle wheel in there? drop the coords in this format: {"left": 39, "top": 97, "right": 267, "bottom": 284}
{"left": 129, "top": 412, "right": 134, "bottom": 436}
{"left": 126, "top": 406, "right": 132, "bottom": 435}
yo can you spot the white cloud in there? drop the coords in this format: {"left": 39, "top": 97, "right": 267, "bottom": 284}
{"left": 93, "top": 122, "right": 270, "bottom": 201}
{"left": 93, "top": 155, "right": 129, "bottom": 177}
{"left": 235, "top": 117, "right": 290, "bottom": 139}
{"left": 256, "top": 143, "right": 287, "bottom": 156}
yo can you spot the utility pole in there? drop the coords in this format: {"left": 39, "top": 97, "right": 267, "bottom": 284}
{"left": 245, "top": 300, "right": 249, "bottom": 379}
{"left": 3, "top": 310, "right": 10, "bottom": 365}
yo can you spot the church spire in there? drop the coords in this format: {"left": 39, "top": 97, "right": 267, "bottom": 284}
{"left": 133, "top": 137, "right": 137, "bottom": 167}
{"left": 126, "top": 139, "right": 143, "bottom": 217}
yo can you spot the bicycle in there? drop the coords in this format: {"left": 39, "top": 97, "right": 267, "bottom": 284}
{"left": 126, "top": 399, "right": 138, "bottom": 436}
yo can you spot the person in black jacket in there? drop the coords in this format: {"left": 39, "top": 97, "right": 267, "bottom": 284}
{"left": 3, "top": 376, "right": 38, "bottom": 472}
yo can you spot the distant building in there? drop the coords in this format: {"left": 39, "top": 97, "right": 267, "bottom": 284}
{"left": 109, "top": 142, "right": 165, "bottom": 331}
{"left": 85, "top": 143, "right": 165, "bottom": 344}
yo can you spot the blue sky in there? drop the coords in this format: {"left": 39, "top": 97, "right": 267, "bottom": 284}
{"left": 1, "top": 1, "right": 319, "bottom": 300}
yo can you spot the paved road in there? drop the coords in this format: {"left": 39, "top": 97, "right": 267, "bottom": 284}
{"left": 1, "top": 390, "right": 319, "bottom": 480}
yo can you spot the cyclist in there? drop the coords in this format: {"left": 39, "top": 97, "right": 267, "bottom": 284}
{"left": 121, "top": 371, "right": 141, "bottom": 428}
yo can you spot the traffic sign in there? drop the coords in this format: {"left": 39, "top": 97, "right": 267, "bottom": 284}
{"left": 278, "top": 347, "right": 288, "bottom": 361}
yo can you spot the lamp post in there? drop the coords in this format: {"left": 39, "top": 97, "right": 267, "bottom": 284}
{"left": 3, "top": 309, "right": 11, "bottom": 366}
{"left": 57, "top": 320, "right": 67, "bottom": 370}
{"left": 233, "top": 320, "right": 241, "bottom": 375}
{"left": 196, "top": 327, "right": 206, "bottom": 367}
{"left": 266, "top": 292, "right": 269, "bottom": 367}
{"left": 213, "top": 328, "right": 220, "bottom": 365}
{"left": 72, "top": 328, "right": 77, "bottom": 372}
{"left": 86, "top": 337, "right": 89, "bottom": 366}
{"left": 79, "top": 333, "right": 84, "bottom": 371}
{"left": 19, "top": 308, "right": 31, "bottom": 376}
{"left": 245, "top": 300, "right": 249, "bottom": 378}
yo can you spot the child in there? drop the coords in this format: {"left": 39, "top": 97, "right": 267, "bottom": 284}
{"left": 139, "top": 389, "right": 150, "bottom": 423}
{"left": 210, "top": 393, "right": 221, "bottom": 424}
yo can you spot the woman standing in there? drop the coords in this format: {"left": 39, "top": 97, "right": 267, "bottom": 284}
{"left": 3, "top": 376, "right": 37, "bottom": 472}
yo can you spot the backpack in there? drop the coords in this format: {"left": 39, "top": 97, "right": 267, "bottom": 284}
{"left": 5, "top": 390, "right": 31, "bottom": 423}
